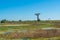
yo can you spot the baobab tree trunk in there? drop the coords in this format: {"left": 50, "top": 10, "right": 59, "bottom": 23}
{"left": 35, "top": 13, "right": 40, "bottom": 21}
{"left": 37, "top": 15, "right": 40, "bottom": 21}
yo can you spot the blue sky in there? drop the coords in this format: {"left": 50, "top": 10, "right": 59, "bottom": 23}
{"left": 0, "top": 0, "right": 60, "bottom": 20}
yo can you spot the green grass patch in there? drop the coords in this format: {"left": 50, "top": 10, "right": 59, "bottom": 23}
{"left": 0, "top": 23, "right": 53, "bottom": 31}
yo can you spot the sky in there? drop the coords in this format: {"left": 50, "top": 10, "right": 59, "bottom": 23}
{"left": 0, "top": 0, "right": 60, "bottom": 21}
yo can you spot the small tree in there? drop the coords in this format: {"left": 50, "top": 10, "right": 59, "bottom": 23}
{"left": 1, "top": 19, "right": 7, "bottom": 23}
{"left": 19, "top": 20, "right": 22, "bottom": 22}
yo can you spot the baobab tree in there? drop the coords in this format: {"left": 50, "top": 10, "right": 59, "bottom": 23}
{"left": 35, "top": 13, "right": 40, "bottom": 21}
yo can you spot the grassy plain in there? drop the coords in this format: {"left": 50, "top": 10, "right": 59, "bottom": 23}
{"left": 0, "top": 21, "right": 60, "bottom": 40}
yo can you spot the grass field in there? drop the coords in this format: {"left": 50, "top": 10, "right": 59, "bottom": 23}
{"left": 0, "top": 21, "right": 60, "bottom": 40}
{"left": 0, "top": 37, "right": 60, "bottom": 40}
{"left": 0, "top": 22, "right": 53, "bottom": 31}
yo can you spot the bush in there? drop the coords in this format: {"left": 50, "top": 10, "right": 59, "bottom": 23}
{"left": 1, "top": 19, "right": 7, "bottom": 23}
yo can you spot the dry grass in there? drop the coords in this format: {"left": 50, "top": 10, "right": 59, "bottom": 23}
{"left": 0, "top": 29, "right": 60, "bottom": 39}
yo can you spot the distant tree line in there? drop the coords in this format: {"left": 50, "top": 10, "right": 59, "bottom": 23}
{"left": 0, "top": 19, "right": 59, "bottom": 24}
{"left": 0, "top": 19, "right": 22, "bottom": 24}
{"left": 0, "top": 19, "right": 37, "bottom": 24}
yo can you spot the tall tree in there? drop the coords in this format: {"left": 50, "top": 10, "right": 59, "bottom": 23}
{"left": 35, "top": 13, "right": 40, "bottom": 21}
